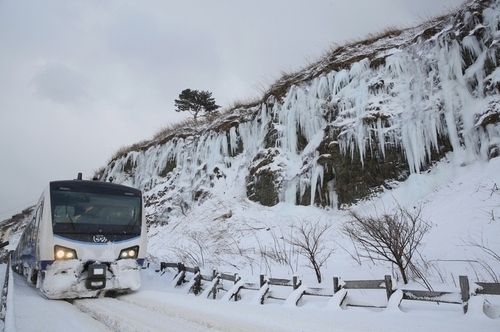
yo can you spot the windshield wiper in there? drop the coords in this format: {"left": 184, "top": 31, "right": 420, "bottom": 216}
{"left": 123, "top": 209, "right": 140, "bottom": 233}
{"left": 66, "top": 206, "right": 77, "bottom": 231}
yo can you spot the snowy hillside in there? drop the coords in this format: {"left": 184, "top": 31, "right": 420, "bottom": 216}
{"left": 75, "top": 0, "right": 500, "bottom": 285}
{"left": 102, "top": 0, "right": 500, "bottom": 210}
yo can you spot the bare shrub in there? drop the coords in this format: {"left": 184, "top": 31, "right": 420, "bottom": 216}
{"left": 286, "top": 220, "right": 333, "bottom": 283}
{"left": 253, "top": 219, "right": 333, "bottom": 281}
{"left": 109, "top": 139, "right": 150, "bottom": 162}
{"left": 362, "top": 25, "right": 404, "bottom": 44}
{"left": 229, "top": 96, "right": 262, "bottom": 110}
{"left": 171, "top": 231, "right": 208, "bottom": 267}
{"left": 259, "top": 225, "right": 298, "bottom": 274}
{"left": 462, "top": 230, "right": 500, "bottom": 282}
{"left": 172, "top": 197, "right": 189, "bottom": 217}
{"left": 92, "top": 166, "right": 106, "bottom": 180}
{"left": 152, "top": 118, "right": 197, "bottom": 141}
{"left": 342, "top": 206, "right": 430, "bottom": 284}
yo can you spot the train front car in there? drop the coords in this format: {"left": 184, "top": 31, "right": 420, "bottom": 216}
{"left": 21, "top": 179, "right": 147, "bottom": 299}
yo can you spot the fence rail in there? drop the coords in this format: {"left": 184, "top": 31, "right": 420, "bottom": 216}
{"left": 475, "top": 282, "right": 500, "bottom": 295}
{"left": 158, "top": 261, "right": 500, "bottom": 315}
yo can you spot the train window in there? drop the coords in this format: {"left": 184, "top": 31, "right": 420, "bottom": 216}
{"left": 34, "top": 199, "right": 44, "bottom": 228}
{"left": 52, "top": 194, "right": 140, "bottom": 224}
{"left": 50, "top": 184, "right": 142, "bottom": 236}
{"left": 53, "top": 205, "right": 75, "bottom": 223}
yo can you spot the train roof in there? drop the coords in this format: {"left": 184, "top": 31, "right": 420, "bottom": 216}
{"left": 49, "top": 179, "right": 142, "bottom": 196}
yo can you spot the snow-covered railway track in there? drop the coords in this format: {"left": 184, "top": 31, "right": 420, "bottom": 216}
{"left": 71, "top": 296, "right": 216, "bottom": 332}
{"left": 11, "top": 272, "right": 217, "bottom": 332}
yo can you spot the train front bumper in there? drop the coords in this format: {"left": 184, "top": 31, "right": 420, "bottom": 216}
{"left": 40, "top": 259, "right": 142, "bottom": 299}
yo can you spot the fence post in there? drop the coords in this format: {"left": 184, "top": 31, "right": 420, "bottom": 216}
{"left": 459, "top": 275, "right": 470, "bottom": 314}
{"left": 176, "top": 263, "right": 186, "bottom": 286}
{"left": 293, "top": 276, "right": 299, "bottom": 290}
{"left": 384, "top": 275, "right": 393, "bottom": 300}
{"left": 333, "top": 277, "right": 340, "bottom": 293}
{"left": 193, "top": 267, "right": 201, "bottom": 295}
{"left": 211, "top": 275, "right": 219, "bottom": 300}
{"left": 260, "top": 275, "right": 265, "bottom": 288}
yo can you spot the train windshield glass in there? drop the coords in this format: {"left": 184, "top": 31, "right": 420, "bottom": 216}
{"left": 50, "top": 183, "right": 142, "bottom": 236}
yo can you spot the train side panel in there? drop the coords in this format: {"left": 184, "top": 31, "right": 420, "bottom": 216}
{"left": 12, "top": 188, "right": 48, "bottom": 283}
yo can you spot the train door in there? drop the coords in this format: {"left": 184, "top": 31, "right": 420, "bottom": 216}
{"left": 33, "top": 199, "right": 44, "bottom": 264}
{"left": 25, "top": 199, "right": 44, "bottom": 284}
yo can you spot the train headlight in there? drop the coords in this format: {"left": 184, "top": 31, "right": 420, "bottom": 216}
{"left": 54, "top": 245, "right": 78, "bottom": 260}
{"left": 119, "top": 246, "right": 139, "bottom": 259}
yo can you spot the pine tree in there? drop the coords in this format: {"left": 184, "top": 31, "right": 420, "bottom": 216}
{"left": 174, "top": 89, "right": 220, "bottom": 120}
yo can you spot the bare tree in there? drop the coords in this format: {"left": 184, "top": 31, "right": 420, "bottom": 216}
{"left": 341, "top": 206, "right": 429, "bottom": 284}
{"left": 287, "top": 221, "right": 333, "bottom": 283}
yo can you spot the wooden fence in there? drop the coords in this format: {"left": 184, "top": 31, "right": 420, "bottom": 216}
{"left": 158, "top": 261, "right": 500, "bottom": 314}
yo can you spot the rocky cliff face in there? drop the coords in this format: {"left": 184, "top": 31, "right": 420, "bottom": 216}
{"left": 100, "top": 0, "right": 500, "bottom": 222}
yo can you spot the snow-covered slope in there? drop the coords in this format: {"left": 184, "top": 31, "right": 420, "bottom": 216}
{"left": 2, "top": 0, "right": 500, "bottom": 293}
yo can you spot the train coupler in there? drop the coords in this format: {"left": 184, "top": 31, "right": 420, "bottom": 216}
{"left": 85, "top": 263, "right": 107, "bottom": 290}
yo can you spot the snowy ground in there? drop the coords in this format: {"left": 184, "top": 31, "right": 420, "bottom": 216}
{"left": 0, "top": 261, "right": 498, "bottom": 332}
{"left": 1, "top": 155, "right": 500, "bottom": 331}
{"left": 145, "top": 153, "right": 500, "bottom": 288}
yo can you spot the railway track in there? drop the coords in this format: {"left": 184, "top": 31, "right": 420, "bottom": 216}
{"left": 72, "top": 297, "right": 214, "bottom": 332}
{"left": 11, "top": 273, "right": 217, "bottom": 332}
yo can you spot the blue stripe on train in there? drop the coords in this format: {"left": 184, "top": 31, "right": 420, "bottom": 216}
{"left": 53, "top": 234, "right": 140, "bottom": 244}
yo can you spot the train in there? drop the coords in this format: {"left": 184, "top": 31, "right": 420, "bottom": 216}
{"left": 11, "top": 174, "right": 148, "bottom": 299}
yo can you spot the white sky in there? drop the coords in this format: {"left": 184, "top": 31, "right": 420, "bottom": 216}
{"left": 0, "top": 0, "right": 466, "bottom": 219}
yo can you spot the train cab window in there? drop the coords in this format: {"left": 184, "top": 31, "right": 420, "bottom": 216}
{"left": 53, "top": 206, "right": 76, "bottom": 224}
{"left": 50, "top": 181, "right": 142, "bottom": 236}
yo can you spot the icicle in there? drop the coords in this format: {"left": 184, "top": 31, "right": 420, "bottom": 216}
{"left": 333, "top": 69, "right": 349, "bottom": 94}
{"left": 385, "top": 52, "right": 408, "bottom": 78}
{"left": 278, "top": 86, "right": 299, "bottom": 154}
{"left": 462, "top": 35, "right": 482, "bottom": 58}
{"left": 349, "top": 58, "right": 370, "bottom": 80}
{"left": 483, "top": 7, "right": 500, "bottom": 35}
{"left": 316, "top": 75, "right": 330, "bottom": 100}
{"left": 309, "top": 163, "right": 324, "bottom": 206}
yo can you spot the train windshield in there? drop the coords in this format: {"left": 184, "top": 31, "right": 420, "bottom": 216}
{"left": 50, "top": 181, "right": 142, "bottom": 237}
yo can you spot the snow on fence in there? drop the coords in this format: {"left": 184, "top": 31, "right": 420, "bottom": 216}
{"left": 331, "top": 275, "right": 393, "bottom": 309}
{"left": 158, "top": 261, "right": 500, "bottom": 315}
{"left": 159, "top": 262, "right": 214, "bottom": 295}
{"left": 398, "top": 275, "right": 469, "bottom": 313}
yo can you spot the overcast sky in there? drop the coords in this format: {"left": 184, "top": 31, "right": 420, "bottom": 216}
{"left": 0, "top": 0, "right": 466, "bottom": 220}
